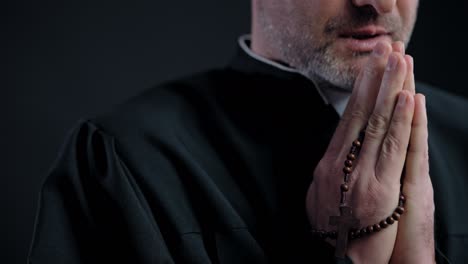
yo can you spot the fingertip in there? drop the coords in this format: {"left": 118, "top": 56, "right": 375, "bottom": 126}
{"left": 413, "top": 93, "right": 427, "bottom": 123}
{"left": 404, "top": 55, "right": 414, "bottom": 71}
{"left": 397, "top": 90, "right": 407, "bottom": 106}
{"left": 406, "top": 90, "right": 415, "bottom": 103}
{"left": 398, "top": 90, "right": 414, "bottom": 108}
{"left": 402, "top": 55, "right": 415, "bottom": 95}
{"left": 399, "top": 89, "right": 410, "bottom": 98}
{"left": 386, "top": 52, "right": 398, "bottom": 71}
{"left": 392, "top": 41, "right": 405, "bottom": 54}
{"left": 415, "top": 93, "right": 426, "bottom": 106}
{"left": 397, "top": 52, "right": 407, "bottom": 66}
{"left": 417, "top": 94, "right": 426, "bottom": 112}
{"left": 382, "top": 41, "right": 393, "bottom": 53}
{"left": 373, "top": 41, "right": 392, "bottom": 57}
{"left": 386, "top": 52, "right": 407, "bottom": 72}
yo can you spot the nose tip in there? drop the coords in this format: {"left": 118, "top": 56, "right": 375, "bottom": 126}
{"left": 351, "top": 0, "right": 397, "bottom": 14}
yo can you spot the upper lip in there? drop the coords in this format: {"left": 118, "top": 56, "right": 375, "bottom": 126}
{"left": 339, "top": 26, "right": 390, "bottom": 38}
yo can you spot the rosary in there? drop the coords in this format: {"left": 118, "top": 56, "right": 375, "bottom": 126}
{"left": 310, "top": 129, "right": 406, "bottom": 258}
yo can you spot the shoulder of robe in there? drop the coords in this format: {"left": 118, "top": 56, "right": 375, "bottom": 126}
{"left": 89, "top": 68, "right": 239, "bottom": 144}
{"left": 416, "top": 81, "right": 468, "bottom": 132}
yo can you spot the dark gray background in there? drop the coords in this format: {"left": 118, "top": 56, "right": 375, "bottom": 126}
{"left": 2, "top": 1, "right": 467, "bottom": 263}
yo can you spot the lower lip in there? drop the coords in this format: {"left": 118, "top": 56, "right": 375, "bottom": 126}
{"left": 338, "top": 35, "right": 392, "bottom": 53}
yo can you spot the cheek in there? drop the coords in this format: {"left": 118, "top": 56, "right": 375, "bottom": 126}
{"left": 290, "top": 1, "right": 342, "bottom": 37}
{"left": 398, "top": 0, "right": 419, "bottom": 27}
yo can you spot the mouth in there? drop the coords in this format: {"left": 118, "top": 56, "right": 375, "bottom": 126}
{"left": 337, "top": 26, "right": 392, "bottom": 52}
{"left": 346, "top": 33, "right": 386, "bottom": 40}
{"left": 339, "top": 26, "right": 390, "bottom": 39}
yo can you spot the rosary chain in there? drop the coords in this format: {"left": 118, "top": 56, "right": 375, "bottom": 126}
{"left": 310, "top": 129, "right": 406, "bottom": 240}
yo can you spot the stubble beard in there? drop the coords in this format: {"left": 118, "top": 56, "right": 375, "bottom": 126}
{"left": 259, "top": 11, "right": 414, "bottom": 92}
{"left": 260, "top": 16, "right": 362, "bottom": 91}
{"left": 280, "top": 35, "right": 362, "bottom": 91}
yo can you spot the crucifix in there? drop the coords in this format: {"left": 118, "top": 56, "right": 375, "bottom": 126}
{"left": 329, "top": 205, "right": 360, "bottom": 258}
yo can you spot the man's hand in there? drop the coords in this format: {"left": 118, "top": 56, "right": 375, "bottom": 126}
{"left": 390, "top": 94, "right": 436, "bottom": 263}
{"left": 305, "top": 41, "right": 416, "bottom": 263}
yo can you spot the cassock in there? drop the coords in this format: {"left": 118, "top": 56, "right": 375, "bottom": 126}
{"left": 28, "top": 38, "right": 468, "bottom": 263}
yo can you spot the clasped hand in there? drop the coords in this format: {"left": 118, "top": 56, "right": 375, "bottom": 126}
{"left": 306, "top": 41, "right": 435, "bottom": 263}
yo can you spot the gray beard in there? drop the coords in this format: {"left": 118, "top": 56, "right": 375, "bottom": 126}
{"left": 258, "top": 8, "right": 410, "bottom": 92}
{"left": 259, "top": 1, "right": 414, "bottom": 91}
{"left": 278, "top": 37, "right": 362, "bottom": 92}
{"left": 257, "top": 7, "right": 360, "bottom": 91}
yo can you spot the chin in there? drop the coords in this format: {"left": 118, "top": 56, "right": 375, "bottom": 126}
{"left": 320, "top": 54, "right": 364, "bottom": 90}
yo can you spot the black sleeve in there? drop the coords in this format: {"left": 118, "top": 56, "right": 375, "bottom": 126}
{"left": 28, "top": 121, "right": 175, "bottom": 263}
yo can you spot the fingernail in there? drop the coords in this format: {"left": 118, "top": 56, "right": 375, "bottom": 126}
{"left": 398, "top": 92, "right": 407, "bottom": 106}
{"left": 387, "top": 54, "right": 398, "bottom": 71}
{"left": 373, "top": 42, "right": 386, "bottom": 57}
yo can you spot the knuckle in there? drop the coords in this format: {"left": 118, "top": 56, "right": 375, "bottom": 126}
{"left": 381, "top": 133, "right": 404, "bottom": 157}
{"left": 366, "top": 113, "right": 389, "bottom": 139}
{"left": 341, "top": 108, "right": 368, "bottom": 125}
{"left": 391, "top": 109, "right": 410, "bottom": 125}
{"left": 350, "top": 109, "right": 368, "bottom": 123}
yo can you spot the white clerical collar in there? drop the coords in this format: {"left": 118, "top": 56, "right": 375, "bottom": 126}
{"left": 238, "top": 34, "right": 350, "bottom": 117}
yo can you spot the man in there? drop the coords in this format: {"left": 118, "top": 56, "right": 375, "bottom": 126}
{"left": 28, "top": 0, "right": 467, "bottom": 263}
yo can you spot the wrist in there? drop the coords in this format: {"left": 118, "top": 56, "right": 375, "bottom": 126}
{"left": 347, "top": 225, "right": 397, "bottom": 264}
{"left": 390, "top": 254, "right": 435, "bottom": 264}
{"left": 390, "top": 246, "right": 435, "bottom": 264}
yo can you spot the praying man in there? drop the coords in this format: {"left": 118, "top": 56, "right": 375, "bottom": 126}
{"left": 28, "top": 0, "right": 468, "bottom": 263}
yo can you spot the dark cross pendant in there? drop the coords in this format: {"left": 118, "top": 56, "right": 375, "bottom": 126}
{"left": 329, "top": 205, "right": 360, "bottom": 258}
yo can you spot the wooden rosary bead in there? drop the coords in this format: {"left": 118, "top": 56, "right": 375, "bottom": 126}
{"left": 345, "top": 160, "right": 353, "bottom": 167}
{"left": 319, "top": 230, "right": 326, "bottom": 238}
{"left": 373, "top": 224, "right": 381, "bottom": 232}
{"left": 366, "top": 226, "right": 374, "bottom": 233}
{"left": 347, "top": 153, "right": 356, "bottom": 161}
{"left": 392, "top": 212, "right": 401, "bottom": 221}
{"left": 360, "top": 228, "right": 368, "bottom": 235}
{"left": 341, "top": 184, "right": 349, "bottom": 192}
{"left": 343, "top": 166, "right": 353, "bottom": 174}
{"left": 400, "top": 195, "right": 406, "bottom": 202}
{"left": 396, "top": 206, "right": 405, "bottom": 215}
{"left": 353, "top": 140, "right": 362, "bottom": 147}
{"left": 321, "top": 231, "right": 327, "bottom": 238}
{"left": 380, "top": 220, "right": 388, "bottom": 228}
{"left": 355, "top": 230, "right": 361, "bottom": 237}
{"left": 386, "top": 216, "right": 395, "bottom": 225}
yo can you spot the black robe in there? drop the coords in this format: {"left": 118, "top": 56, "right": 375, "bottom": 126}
{"left": 28, "top": 45, "right": 468, "bottom": 263}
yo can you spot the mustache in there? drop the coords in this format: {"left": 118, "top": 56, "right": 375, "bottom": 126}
{"left": 324, "top": 14, "right": 401, "bottom": 35}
